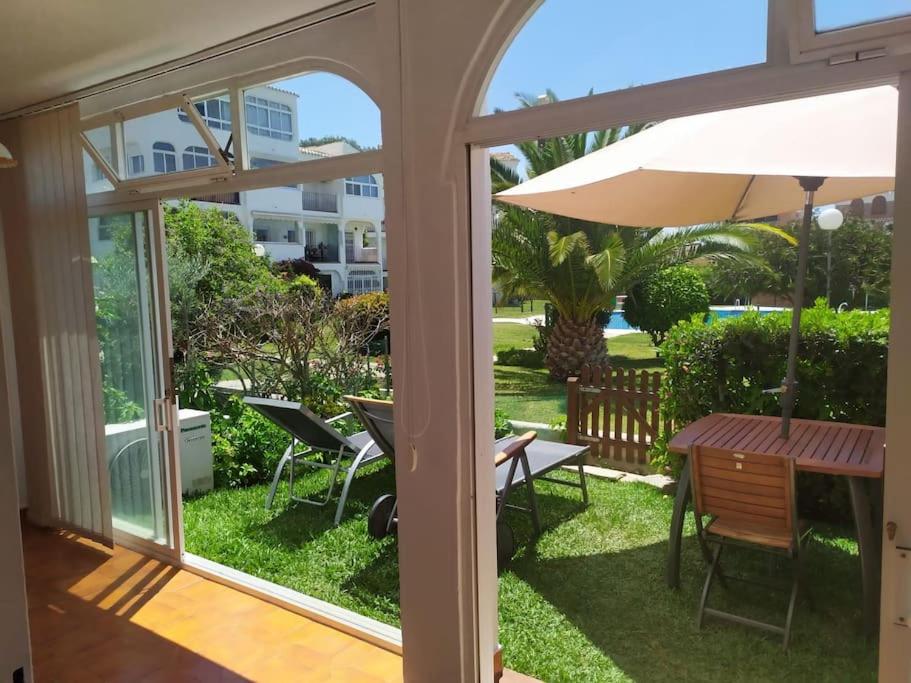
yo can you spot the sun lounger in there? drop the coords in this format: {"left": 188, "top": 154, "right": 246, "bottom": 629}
{"left": 242, "top": 396, "right": 387, "bottom": 525}
{"left": 345, "top": 396, "right": 589, "bottom": 538}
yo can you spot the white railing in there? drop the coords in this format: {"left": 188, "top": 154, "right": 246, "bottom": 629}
{"left": 347, "top": 270, "right": 383, "bottom": 295}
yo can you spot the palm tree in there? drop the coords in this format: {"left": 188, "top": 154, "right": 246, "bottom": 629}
{"left": 491, "top": 90, "right": 793, "bottom": 380}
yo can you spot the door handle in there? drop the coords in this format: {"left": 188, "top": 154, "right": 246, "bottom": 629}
{"left": 153, "top": 398, "right": 170, "bottom": 433}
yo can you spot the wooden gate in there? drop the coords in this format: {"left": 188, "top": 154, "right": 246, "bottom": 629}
{"left": 566, "top": 364, "right": 667, "bottom": 473}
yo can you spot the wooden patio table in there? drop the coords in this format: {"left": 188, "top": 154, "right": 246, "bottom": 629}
{"left": 665, "top": 413, "right": 885, "bottom": 635}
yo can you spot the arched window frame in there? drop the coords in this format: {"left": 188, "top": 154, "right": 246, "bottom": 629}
{"left": 345, "top": 175, "right": 379, "bottom": 197}
{"left": 152, "top": 142, "right": 176, "bottom": 174}
{"left": 182, "top": 145, "right": 217, "bottom": 171}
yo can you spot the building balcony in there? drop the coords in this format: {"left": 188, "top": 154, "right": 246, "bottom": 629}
{"left": 302, "top": 191, "right": 339, "bottom": 213}
{"left": 306, "top": 243, "right": 340, "bottom": 263}
{"left": 191, "top": 191, "right": 241, "bottom": 205}
{"left": 346, "top": 246, "right": 379, "bottom": 264}
{"left": 257, "top": 242, "right": 305, "bottom": 262}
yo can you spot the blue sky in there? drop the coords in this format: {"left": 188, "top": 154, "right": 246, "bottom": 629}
{"left": 278, "top": 0, "right": 908, "bottom": 174}
{"left": 277, "top": 72, "right": 382, "bottom": 149}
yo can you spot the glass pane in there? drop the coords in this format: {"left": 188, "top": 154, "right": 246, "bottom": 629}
{"left": 84, "top": 126, "right": 117, "bottom": 171}
{"left": 483, "top": 0, "right": 767, "bottom": 114}
{"left": 82, "top": 150, "right": 114, "bottom": 194}
{"left": 243, "top": 73, "right": 381, "bottom": 168}
{"left": 122, "top": 105, "right": 227, "bottom": 179}
{"left": 89, "top": 211, "right": 170, "bottom": 543}
{"left": 815, "top": 0, "right": 911, "bottom": 32}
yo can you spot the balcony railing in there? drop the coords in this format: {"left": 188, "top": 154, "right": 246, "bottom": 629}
{"left": 192, "top": 191, "right": 241, "bottom": 205}
{"left": 347, "top": 270, "right": 383, "bottom": 295}
{"left": 302, "top": 191, "right": 339, "bottom": 213}
{"left": 306, "top": 244, "right": 340, "bottom": 262}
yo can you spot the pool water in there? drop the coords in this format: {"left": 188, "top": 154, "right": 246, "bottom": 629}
{"left": 605, "top": 306, "right": 786, "bottom": 331}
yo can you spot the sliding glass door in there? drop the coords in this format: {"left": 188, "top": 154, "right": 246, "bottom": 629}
{"left": 88, "top": 203, "right": 181, "bottom": 556}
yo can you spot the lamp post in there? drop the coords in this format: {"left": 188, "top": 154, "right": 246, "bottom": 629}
{"left": 817, "top": 207, "right": 844, "bottom": 307}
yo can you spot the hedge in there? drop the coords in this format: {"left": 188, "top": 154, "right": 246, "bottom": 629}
{"left": 658, "top": 300, "right": 889, "bottom": 522}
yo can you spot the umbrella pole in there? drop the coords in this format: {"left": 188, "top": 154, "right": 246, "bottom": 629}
{"left": 780, "top": 176, "right": 825, "bottom": 439}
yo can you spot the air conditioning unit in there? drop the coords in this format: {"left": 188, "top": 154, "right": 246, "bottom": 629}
{"left": 177, "top": 409, "right": 214, "bottom": 494}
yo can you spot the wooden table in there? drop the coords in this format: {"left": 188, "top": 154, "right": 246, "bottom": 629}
{"left": 666, "top": 413, "right": 885, "bottom": 635}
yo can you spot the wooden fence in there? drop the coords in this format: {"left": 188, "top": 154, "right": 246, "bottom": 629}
{"left": 566, "top": 364, "right": 668, "bottom": 473}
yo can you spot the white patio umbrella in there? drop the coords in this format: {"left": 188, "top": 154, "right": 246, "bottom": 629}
{"left": 497, "top": 86, "right": 898, "bottom": 438}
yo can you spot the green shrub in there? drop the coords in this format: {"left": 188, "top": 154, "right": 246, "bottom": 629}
{"left": 657, "top": 301, "right": 889, "bottom": 521}
{"left": 494, "top": 408, "right": 512, "bottom": 439}
{"left": 495, "top": 347, "right": 545, "bottom": 368}
{"left": 624, "top": 266, "right": 710, "bottom": 346}
{"left": 210, "top": 395, "right": 290, "bottom": 488}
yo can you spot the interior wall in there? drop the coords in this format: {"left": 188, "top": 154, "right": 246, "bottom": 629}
{"left": 0, "top": 208, "right": 33, "bottom": 680}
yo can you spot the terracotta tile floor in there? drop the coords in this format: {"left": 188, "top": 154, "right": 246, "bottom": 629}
{"left": 22, "top": 525, "right": 404, "bottom": 682}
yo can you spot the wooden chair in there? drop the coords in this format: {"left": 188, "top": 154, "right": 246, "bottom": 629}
{"left": 689, "top": 444, "right": 811, "bottom": 649}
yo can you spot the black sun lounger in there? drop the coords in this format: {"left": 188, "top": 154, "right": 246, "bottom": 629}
{"left": 242, "top": 396, "right": 387, "bottom": 525}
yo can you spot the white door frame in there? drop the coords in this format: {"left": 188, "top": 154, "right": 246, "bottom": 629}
{"left": 87, "top": 198, "right": 183, "bottom": 564}
{"left": 879, "top": 70, "right": 911, "bottom": 682}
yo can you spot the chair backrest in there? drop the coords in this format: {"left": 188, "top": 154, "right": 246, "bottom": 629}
{"left": 242, "top": 396, "right": 351, "bottom": 452}
{"left": 345, "top": 396, "right": 396, "bottom": 458}
{"left": 689, "top": 444, "right": 797, "bottom": 542}
{"left": 494, "top": 431, "right": 537, "bottom": 467}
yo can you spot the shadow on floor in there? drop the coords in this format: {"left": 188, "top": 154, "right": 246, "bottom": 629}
{"left": 23, "top": 525, "right": 255, "bottom": 682}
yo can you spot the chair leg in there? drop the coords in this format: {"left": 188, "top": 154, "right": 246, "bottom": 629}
{"left": 518, "top": 454, "right": 542, "bottom": 536}
{"left": 782, "top": 555, "right": 800, "bottom": 650}
{"left": 577, "top": 454, "right": 589, "bottom": 505}
{"left": 697, "top": 543, "right": 723, "bottom": 630}
{"left": 693, "top": 510, "right": 714, "bottom": 565}
{"left": 265, "top": 446, "right": 294, "bottom": 510}
{"left": 333, "top": 441, "right": 375, "bottom": 526}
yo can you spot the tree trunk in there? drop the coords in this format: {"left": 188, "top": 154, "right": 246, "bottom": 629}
{"left": 545, "top": 315, "right": 608, "bottom": 381}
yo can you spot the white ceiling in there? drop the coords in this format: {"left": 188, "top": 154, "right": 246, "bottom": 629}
{"left": 0, "top": 0, "right": 340, "bottom": 115}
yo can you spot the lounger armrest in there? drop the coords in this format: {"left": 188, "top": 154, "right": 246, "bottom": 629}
{"left": 326, "top": 411, "right": 353, "bottom": 424}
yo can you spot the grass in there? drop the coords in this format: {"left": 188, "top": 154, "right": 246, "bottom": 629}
{"left": 493, "top": 329, "right": 663, "bottom": 424}
{"left": 493, "top": 299, "right": 549, "bottom": 318}
{"left": 184, "top": 466, "right": 876, "bottom": 682}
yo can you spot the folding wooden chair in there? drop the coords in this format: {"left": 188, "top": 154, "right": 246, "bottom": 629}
{"left": 689, "top": 444, "right": 811, "bottom": 649}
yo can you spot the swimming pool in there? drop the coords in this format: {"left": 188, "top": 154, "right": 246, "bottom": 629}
{"left": 605, "top": 306, "right": 786, "bottom": 331}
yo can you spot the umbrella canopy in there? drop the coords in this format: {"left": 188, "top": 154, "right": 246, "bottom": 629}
{"left": 497, "top": 86, "right": 897, "bottom": 227}
{"left": 497, "top": 85, "right": 898, "bottom": 439}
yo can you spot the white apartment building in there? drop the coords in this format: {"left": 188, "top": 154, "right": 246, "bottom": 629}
{"left": 85, "top": 86, "right": 386, "bottom": 295}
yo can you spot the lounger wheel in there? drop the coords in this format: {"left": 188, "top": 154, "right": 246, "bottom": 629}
{"left": 496, "top": 519, "right": 516, "bottom": 574}
{"left": 368, "top": 494, "right": 398, "bottom": 539}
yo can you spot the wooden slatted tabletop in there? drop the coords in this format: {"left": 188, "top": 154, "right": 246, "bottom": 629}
{"left": 668, "top": 413, "right": 885, "bottom": 478}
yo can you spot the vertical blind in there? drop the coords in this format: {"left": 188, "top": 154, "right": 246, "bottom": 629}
{"left": 15, "top": 105, "right": 112, "bottom": 544}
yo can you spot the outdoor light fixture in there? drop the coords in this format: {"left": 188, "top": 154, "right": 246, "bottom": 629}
{"left": 252, "top": 244, "right": 266, "bottom": 257}
{"left": 0, "top": 142, "right": 17, "bottom": 169}
{"left": 817, "top": 207, "right": 845, "bottom": 231}
{"left": 817, "top": 207, "right": 844, "bottom": 309}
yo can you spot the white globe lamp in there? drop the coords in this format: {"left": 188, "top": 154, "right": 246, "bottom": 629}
{"left": 252, "top": 244, "right": 266, "bottom": 257}
{"left": 817, "top": 207, "right": 844, "bottom": 231}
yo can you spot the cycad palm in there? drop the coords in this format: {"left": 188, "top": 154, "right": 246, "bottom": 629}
{"left": 491, "top": 90, "right": 792, "bottom": 379}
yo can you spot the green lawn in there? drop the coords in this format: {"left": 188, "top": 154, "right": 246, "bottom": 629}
{"left": 493, "top": 329, "right": 663, "bottom": 424}
{"left": 493, "top": 299, "right": 549, "bottom": 318}
{"left": 184, "top": 467, "right": 875, "bottom": 682}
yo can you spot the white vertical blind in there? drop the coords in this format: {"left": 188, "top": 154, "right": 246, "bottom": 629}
{"left": 17, "top": 105, "right": 112, "bottom": 544}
